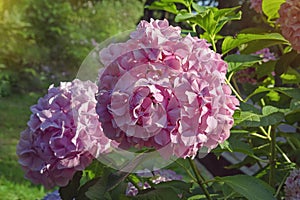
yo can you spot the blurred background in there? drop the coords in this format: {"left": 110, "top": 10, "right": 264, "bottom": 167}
{"left": 0, "top": 0, "right": 260, "bottom": 199}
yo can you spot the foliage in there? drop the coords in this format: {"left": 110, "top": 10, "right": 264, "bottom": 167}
{"left": 0, "top": 0, "right": 144, "bottom": 96}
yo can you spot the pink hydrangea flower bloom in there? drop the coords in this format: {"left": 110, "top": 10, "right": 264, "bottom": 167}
{"left": 250, "top": 0, "right": 262, "bottom": 13}
{"left": 17, "top": 79, "right": 111, "bottom": 189}
{"left": 277, "top": 0, "right": 300, "bottom": 53}
{"left": 284, "top": 169, "right": 300, "bottom": 200}
{"left": 96, "top": 19, "right": 239, "bottom": 159}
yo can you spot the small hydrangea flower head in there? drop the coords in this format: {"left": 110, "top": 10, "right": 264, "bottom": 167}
{"left": 250, "top": 0, "right": 262, "bottom": 13}
{"left": 17, "top": 79, "right": 111, "bottom": 189}
{"left": 277, "top": 0, "right": 300, "bottom": 53}
{"left": 96, "top": 19, "right": 239, "bottom": 160}
{"left": 285, "top": 169, "right": 300, "bottom": 200}
{"left": 255, "top": 48, "right": 276, "bottom": 63}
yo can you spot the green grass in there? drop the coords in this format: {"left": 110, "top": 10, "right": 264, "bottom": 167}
{"left": 0, "top": 92, "right": 46, "bottom": 200}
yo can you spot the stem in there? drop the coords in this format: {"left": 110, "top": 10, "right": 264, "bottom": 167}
{"left": 127, "top": 175, "right": 142, "bottom": 192}
{"left": 276, "top": 144, "right": 291, "bottom": 163}
{"left": 175, "top": 160, "right": 198, "bottom": 182}
{"left": 250, "top": 132, "right": 268, "bottom": 140}
{"left": 275, "top": 172, "right": 289, "bottom": 197}
{"left": 259, "top": 126, "right": 271, "bottom": 140}
{"left": 225, "top": 77, "right": 245, "bottom": 102}
{"left": 232, "top": 76, "right": 242, "bottom": 96}
{"left": 188, "top": 158, "right": 212, "bottom": 200}
{"left": 187, "top": 3, "right": 197, "bottom": 34}
{"left": 210, "top": 34, "right": 217, "bottom": 52}
{"left": 286, "top": 137, "right": 297, "bottom": 150}
{"left": 191, "top": 23, "right": 197, "bottom": 33}
{"left": 269, "top": 127, "right": 276, "bottom": 187}
{"left": 227, "top": 71, "right": 234, "bottom": 82}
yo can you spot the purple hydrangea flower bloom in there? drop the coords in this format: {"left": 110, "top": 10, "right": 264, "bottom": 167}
{"left": 17, "top": 79, "right": 112, "bottom": 189}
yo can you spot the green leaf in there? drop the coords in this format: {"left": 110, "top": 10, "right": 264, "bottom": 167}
{"left": 191, "top": 3, "right": 211, "bottom": 16}
{"left": 256, "top": 61, "right": 276, "bottom": 79}
{"left": 234, "top": 111, "right": 261, "bottom": 127}
{"left": 133, "top": 187, "right": 181, "bottom": 200}
{"left": 200, "top": 32, "right": 224, "bottom": 43}
{"left": 240, "top": 102, "right": 260, "bottom": 113}
{"left": 262, "top": 105, "right": 281, "bottom": 115}
{"left": 260, "top": 112, "right": 285, "bottom": 126}
{"left": 245, "top": 86, "right": 271, "bottom": 101}
{"left": 154, "top": 180, "right": 192, "bottom": 194}
{"left": 262, "top": 0, "right": 285, "bottom": 21}
{"left": 285, "top": 99, "right": 300, "bottom": 124}
{"left": 225, "top": 54, "right": 262, "bottom": 72}
{"left": 187, "top": 194, "right": 221, "bottom": 200}
{"left": 222, "top": 33, "right": 288, "bottom": 54}
{"left": 216, "top": 175, "right": 275, "bottom": 200}
{"left": 175, "top": 10, "right": 195, "bottom": 22}
{"left": 161, "top": 0, "right": 190, "bottom": 7}
{"left": 290, "top": 99, "right": 300, "bottom": 110}
{"left": 266, "top": 90, "right": 281, "bottom": 102}
{"left": 219, "top": 140, "right": 232, "bottom": 152}
{"left": 106, "top": 171, "right": 131, "bottom": 192}
{"left": 191, "top": 8, "right": 216, "bottom": 33}
{"left": 214, "top": 7, "right": 241, "bottom": 34}
{"left": 77, "top": 178, "right": 101, "bottom": 200}
{"left": 285, "top": 110, "right": 300, "bottom": 124}
{"left": 85, "top": 170, "right": 111, "bottom": 200}
{"left": 227, "top": 138, "right": 255, "bottom": 157}
{"left": 275, "top": 50, "right": 298, "bottom": 75}
{"left": 277, "top": 87, "right": 300, "bottom": 100}
{"left": 59, "top": 171, "right": 82, "bottom": 200}
{"left": 241, "top": 40, "right": 286, "bottom": 54}
{"left": 146, "top": 1, "right": 178, "bottom": 14}
{"left": 280, "top": 67, "right": 300, "bottom": 84}
{"left": 234, "top": 103, "right": 285, "bottom": 127}
{"left": 190, "top": 6, "right": 240, "bottom": 35}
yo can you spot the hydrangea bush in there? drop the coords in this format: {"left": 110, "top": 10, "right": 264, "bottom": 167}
{"left": 17, "top": 0, "right": 300, "bottom": 199}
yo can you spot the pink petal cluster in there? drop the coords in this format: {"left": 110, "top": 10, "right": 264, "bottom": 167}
{"left": 126, "top": 169, "right": 182, "bottom": 196}
{"left": 277, "top": 0, "right": 300, "bottom": 53}
{"left": 284, "top": 169, "right": 300, "bottom": 200}
{"left": 250, "top": 0, "right": 262, "bottom": 13}
{"left": 96, "top": 19, "right": 239, "bottom": 159}
{"left": 17, "top": 79, "right": 111, "bottom": 189}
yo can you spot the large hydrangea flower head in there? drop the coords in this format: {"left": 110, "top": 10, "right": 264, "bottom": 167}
{"left": 96, "top": 19, "right": 239, "bottom": 161}
{"left": 284, "top": 168, "right": 300, "bottom": 200}
{"left": 277, "top": 0, "right": 300, "bottom": 53}
{"left": 17, "top": 79, "right": 111, "bottom": 189}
